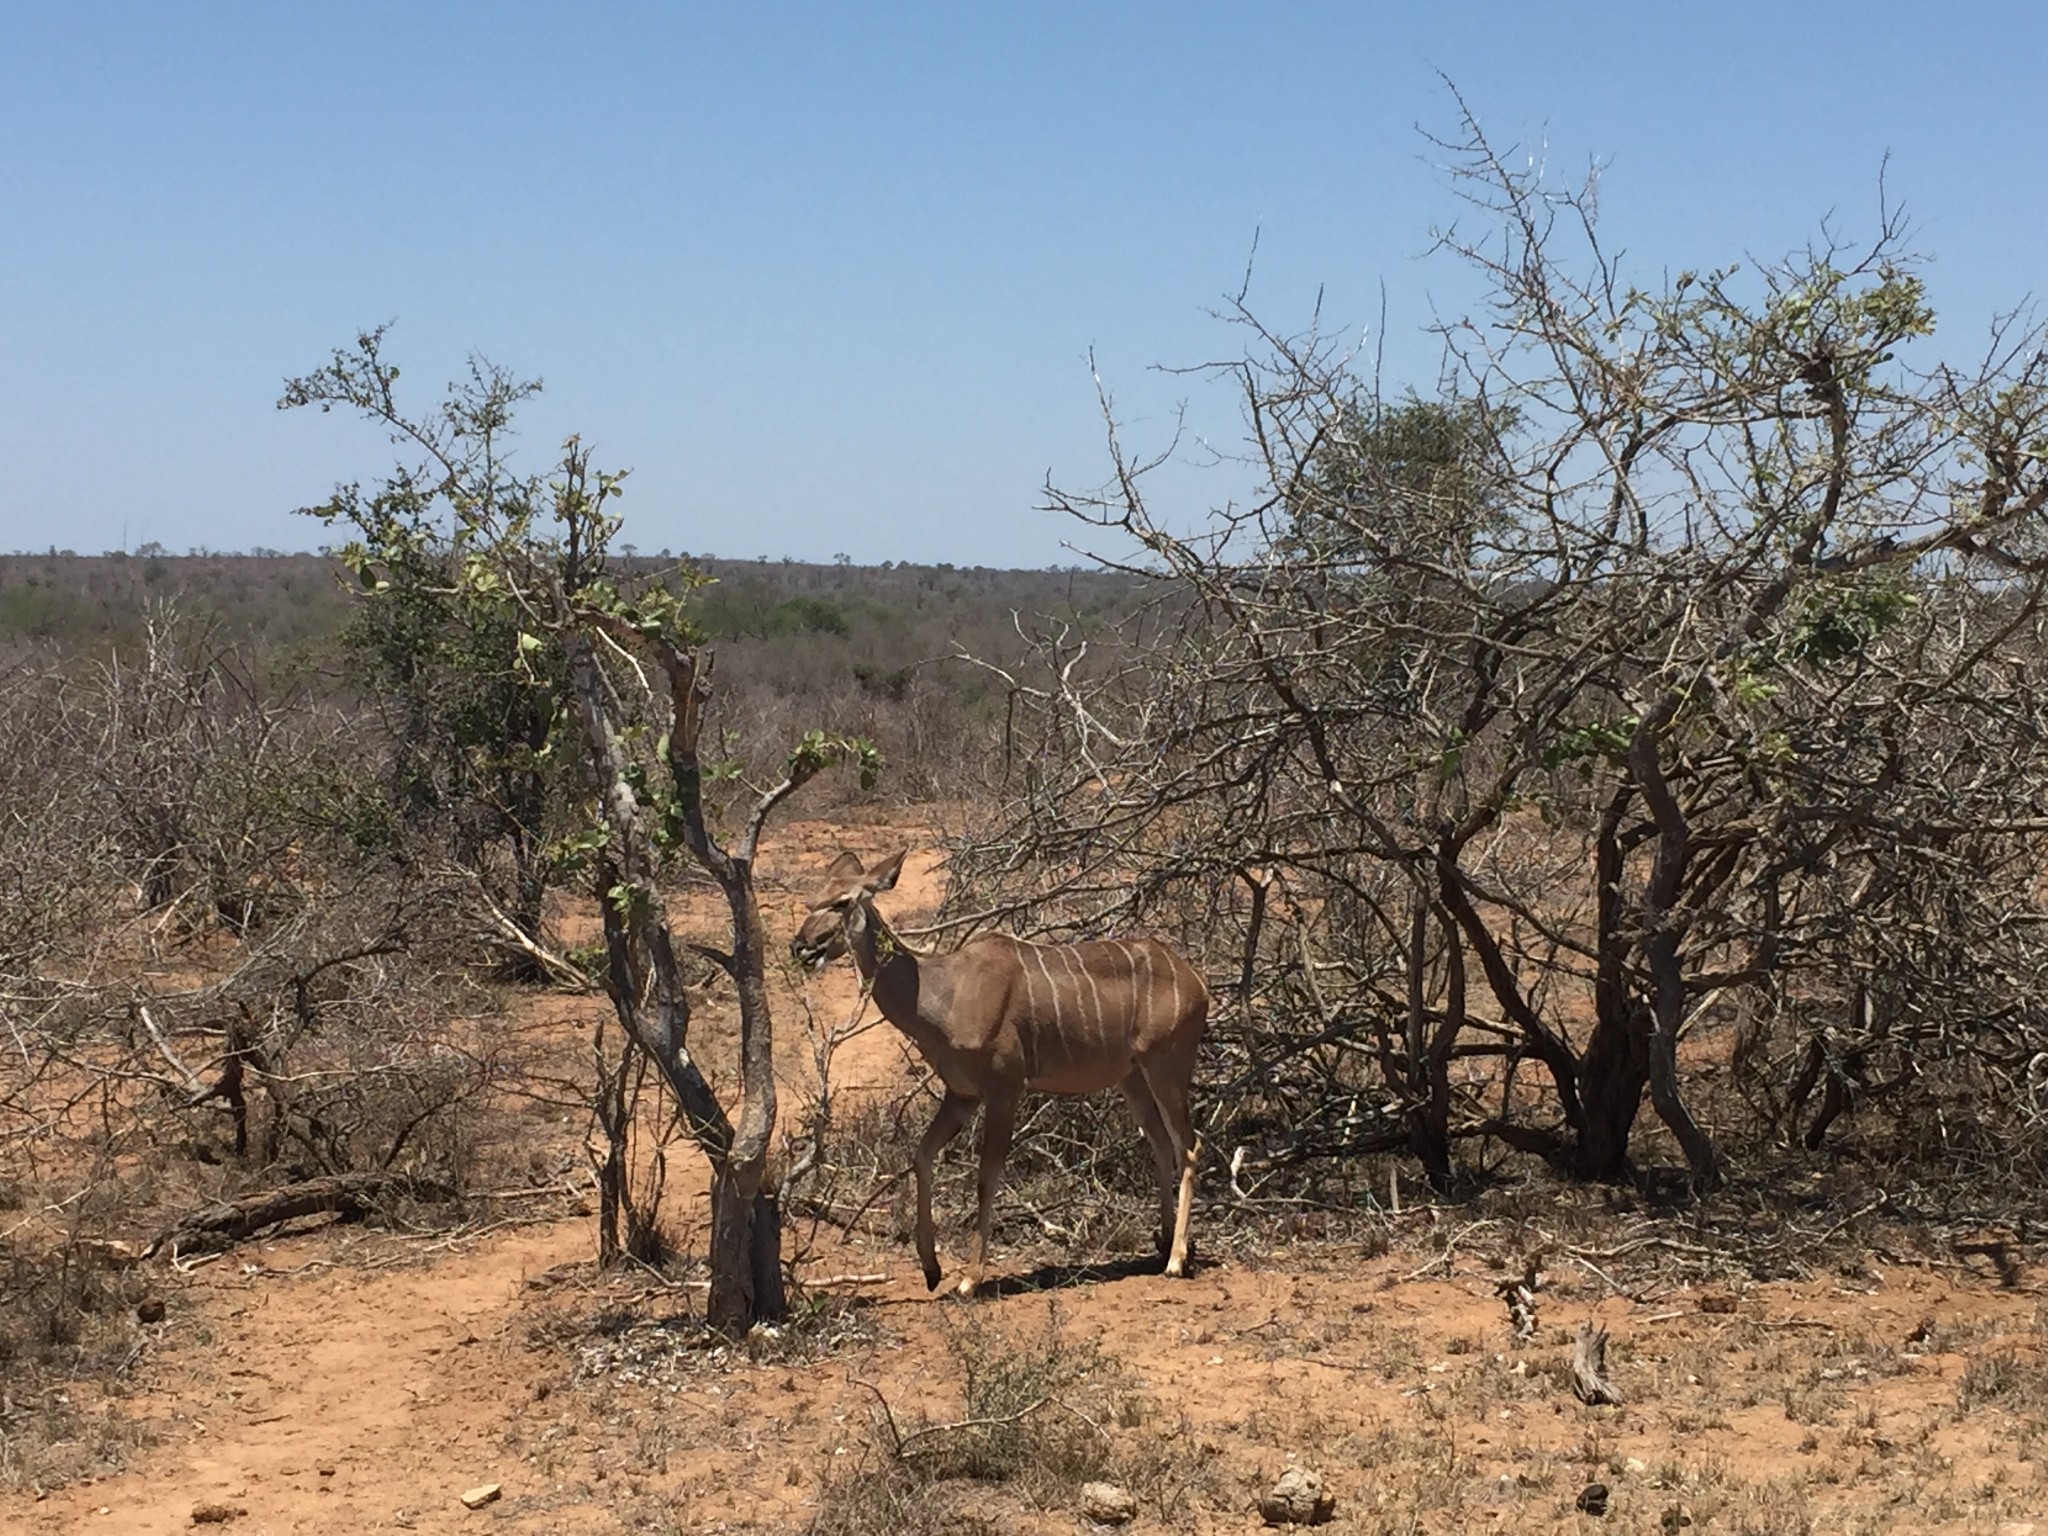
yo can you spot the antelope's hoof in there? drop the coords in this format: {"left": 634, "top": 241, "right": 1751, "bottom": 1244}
{"left": 1164, "top": 1256, "right": 1186, "bottom": 1279}
{"left": 954, "top": 1273, "right": 979, "bottom": 1299}
{"left": 922, "top": 1259, "right": 943, "bottom": 1292}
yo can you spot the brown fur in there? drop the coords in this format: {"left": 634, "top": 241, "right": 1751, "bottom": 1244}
{"left": 792, "top": 849, "right": 1208, "bottom": 1294}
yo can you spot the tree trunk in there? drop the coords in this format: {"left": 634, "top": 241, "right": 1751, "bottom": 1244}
{"left": 1644, "top": 929, "right": 1721, "bottom": 1191}
{"left": 1403, "top": 892, "right": 1461, "bottom": 1193}
{"left": 706, "top": 861, "right": 785, "bottom": 1331}
{"left": 567, "top": 633, "right": 793, "bottom": 1333}
{"left": 150, "top": 1173, "right": 398, "bottom": 1258}
{"left": 706, "top": 1166, "right": 785, "bottom": 1333}
{"left": 592, "top": 1027, "right": 630, "bottom": 1266}
{"left": 1577, "top": 1008, "right": 1647, "bottom": 1181}
{"left": 1627, "top": 727, "right": 1721, "bottom": 1193}
{"left": 1576, "top": 781, "right": 1645, "bottom": 1181}
{"left": 1569, "top": 1320, "right": 1623, "bottom": 1406}
{"left": 497, "top": 804, "right": 553, "bottom": 984}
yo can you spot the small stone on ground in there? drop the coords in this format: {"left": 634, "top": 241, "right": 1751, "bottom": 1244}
{"left": 1260, "top": 1467, "right": 1335, "bottom": 1526}
{"left": 1081, "top": 1481, "right": 1138, "bottom": 1524}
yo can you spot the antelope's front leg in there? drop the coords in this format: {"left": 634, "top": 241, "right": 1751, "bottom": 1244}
{"left": 914, "top": 1092, "right": 976, "bottom": 1292}
{"left": 958, "top": 1092, "right": 1018, "bottom": 1298}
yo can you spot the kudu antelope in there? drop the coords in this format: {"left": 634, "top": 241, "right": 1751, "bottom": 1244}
{"left": 791, "top": 850, "right": 1207, "bottom": 1296}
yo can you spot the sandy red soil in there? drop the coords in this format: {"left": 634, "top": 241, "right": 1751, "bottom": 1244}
{"left": 10, "top": 825, "right": 2048, "bottom": 1534}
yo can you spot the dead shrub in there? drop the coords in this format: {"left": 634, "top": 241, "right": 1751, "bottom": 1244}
{"left": 803, "top": 1458, "right": 1002, "bottom": 1536}
{"left": 1959, "top": 1347, "right": 2048, "bottom": 1415}
{"left": 809, "top": 1307, "right": 1122, "bottom": 1532}
{"left": 0, "top": 1225, "right": 156, "bottom": 1492}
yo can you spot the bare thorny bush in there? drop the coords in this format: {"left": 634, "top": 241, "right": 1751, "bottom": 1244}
{"left": 710, "top": 644, "right": 997, "bottom": 808}
{"left": 945, "top": 105, "right": 2048, "bottom": 1217}
{"left": 0, "top": 611, "right": 516, "bottom": 1485}
{"left": 809, "top": 1307, "right": 1183, "bottom": 1536}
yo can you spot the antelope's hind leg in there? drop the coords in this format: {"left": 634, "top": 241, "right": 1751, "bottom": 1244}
{"left": 1135, "top": 1057, "right": 1199, "bottom": 1278}
{"left": 957, "top": 1091, "right": 1018, "bottom": 1298}
{"left": 1119, "top": 1073, "right": 1180, "bottom": 1262}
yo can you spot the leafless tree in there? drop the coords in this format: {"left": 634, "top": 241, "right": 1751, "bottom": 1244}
{"left": 947, "top": 104, "right": 2048, "bottom": 1200}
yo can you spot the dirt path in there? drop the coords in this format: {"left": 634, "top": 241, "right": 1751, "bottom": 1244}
{"left": 21, "top": 1223, "right": 592, "bottom": 1534}
{"left": 11, "top": 826, "right": 947, "bottom": 1535}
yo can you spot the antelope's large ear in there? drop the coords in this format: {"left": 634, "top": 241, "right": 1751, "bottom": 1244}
{"left": 822, "top": 851, "right": 866, "bottom": 888}
{"left": 864, "top": 849, "right": 908, "bottom": 894}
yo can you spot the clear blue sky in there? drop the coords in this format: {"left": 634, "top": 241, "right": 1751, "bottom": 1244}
{"left": 2, "top": 3, "right": 2040, "bottom": 568}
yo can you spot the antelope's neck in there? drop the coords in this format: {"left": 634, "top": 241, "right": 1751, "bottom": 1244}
{"left": 850, "top": 907, "right": 922, "bottom": 1027}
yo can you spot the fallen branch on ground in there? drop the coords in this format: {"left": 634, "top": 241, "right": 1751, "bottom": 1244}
{"left": 1569, "top": 1319, "right": 1622, "bottom": 1406}
{"left": 1498, "top": 1251, "right": 1543, "bottom": 1340}
{"left": 146, "top": 1173, "right": 405, "bottom": 1258}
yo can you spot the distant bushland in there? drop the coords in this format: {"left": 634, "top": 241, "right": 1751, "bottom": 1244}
{"left": 0, "top": 548, "right": 1151, "bottom": 802}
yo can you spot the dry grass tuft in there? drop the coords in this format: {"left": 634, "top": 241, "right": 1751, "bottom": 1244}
{"left": 1959, "top": 1346, "right": 2048, "bottom": 1415}
{"left": 866, "top": 1306, "right": 1115, "bottom": 1487}
{"left": 0, "top": 1227, "right": 158, "bottom": 1492}
{"left": 807, "top": 1304, "right": 1195, "bottom": 1534}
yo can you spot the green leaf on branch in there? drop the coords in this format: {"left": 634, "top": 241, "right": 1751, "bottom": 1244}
{"left": 1541, "top": 717, "right": 1640, "bottom": 771}
{"left": 855, "top": 739, "right": 884, "bottom": 791}
{"left": 605, "top": 881, "right": 650, "bottom": 924}
{"left": 781, "top": 731, "right": 884, "bottom": 790}
{"left": 547, "top": 826, "right": 611, "bottom": 877}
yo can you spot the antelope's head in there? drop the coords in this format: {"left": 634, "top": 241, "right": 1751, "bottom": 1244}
{"left": 790, "top": 849, "right": 907, "bottom": 970}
